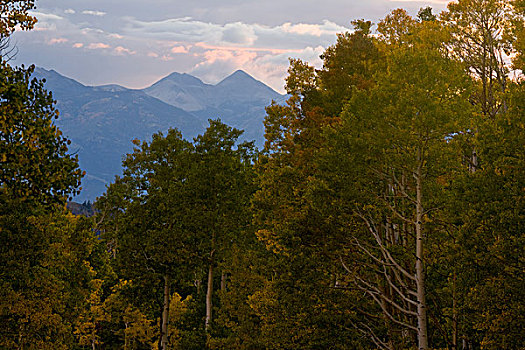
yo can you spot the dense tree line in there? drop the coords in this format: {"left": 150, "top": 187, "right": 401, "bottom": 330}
{"left": 1, "top": 0, "right": 524, "bottom": 349}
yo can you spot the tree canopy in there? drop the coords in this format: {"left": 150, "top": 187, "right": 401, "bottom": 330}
{"left": 1, "top": 1, "right": 524, "bottom": 349}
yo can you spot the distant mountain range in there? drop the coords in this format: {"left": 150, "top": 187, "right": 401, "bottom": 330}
{"left": 34, "top": 68, "right": 286, "bottom": 202}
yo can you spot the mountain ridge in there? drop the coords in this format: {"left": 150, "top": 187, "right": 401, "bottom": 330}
{"left": 33, "top": 67, "right": 285, "bottom": 201}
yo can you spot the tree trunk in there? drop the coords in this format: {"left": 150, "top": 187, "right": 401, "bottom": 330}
{"left": 205, "top": 252, "right": 214, "bottom": 331}
{"left": 415, "top": 152, "right": 428, "bottom": 350}
{"left": 124, "top": 322, "right": 129, "bottom": 350}
{"left": 452, "top": 272, "right": 458, "bottom": 350}
{"left": 470, "top": 149, "right": 478, "bottom": 173}
{"left": 160, "top": 274, "right": 170, "bottom": 350}
{"left": 221, "top": 270, "right": 227, "bottom": 292}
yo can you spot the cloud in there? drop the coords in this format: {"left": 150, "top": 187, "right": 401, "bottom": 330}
{"left": 82, "top": 10, "right": 107, "bottom": 17}
{"left": 189, "top": 44, "right": 326, "bottom": 92}
{"left": 125, "top": 17, "right": 222, "bottom": 42}
{"left": 124, "top": 17, "right": 350, "bottom": 51}
{"left": 16, "top": 7, "right": 354, "bottom": 92}
{"left": 109, "top": 16, "right": 347, "bottom": 91}
{"left": 203, "top": 49, "right": 257, "bottom": 66}
{"left": 31, "top": 27, "right": 49, "bottom": 32}
{"left": 280, "top": 20, "right": 347, "bottom": 37}
{"left": 170, "top": 45, "right": 189, "bottom": 54}
{"left": 161, "top": 54, "right": 174, "bottom": 61}
{"left": 194, "top": 42, "right": 302, "bottom": 55}
{"left": 191, "top": 49, "right": 258, "bottom": 83}
{"left": 390, "top": 0, "right": 448, "bottom": 3}
{"left": 48, "top": 37, "right": 68, "bottom": 44}
{"left": 31, "top": 12, "right": 64, "bottom": 21}
{"left": 87, "top": 42, "right": 110, "bottom": 49}
{"left": 222, "top": 22, "right": 257, "bottom": 45}
{"left": 81, "top": 28, "right": 105, "bottom": 35}
{"left": 114, "top": 46, "right": 136, "bottom": 55}
{"left": 109, "top": 33, "right": 123, "bottom": 39}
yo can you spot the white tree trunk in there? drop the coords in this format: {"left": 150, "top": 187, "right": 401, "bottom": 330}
{"left": 205, "top": 253, "right": 214, "bottom": 331}
{"left": 415, "top": 152, "right": 428, "bottom": 350}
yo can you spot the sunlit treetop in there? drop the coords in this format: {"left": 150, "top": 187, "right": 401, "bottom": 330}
{"left": 0, "top": 0, "right": 37, "bottom": 37}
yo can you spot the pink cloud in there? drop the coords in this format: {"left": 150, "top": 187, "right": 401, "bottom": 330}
{"left": 194, "top": 42, "right": 300, "bottom": 54}
{"left": 170, "top": 45, "right": 189, "bottom": 54}
{"left": 199, "top": 49, "right": 257, "bottom": 66}
{"left": 73, "top": 43, "right": 84, "bottom": 48}
{"left": 87, "top": 42, "right": 110, "bottom": 50}
{"left": 48, "top": 38, "right": 68, "bottom": 44}
{"left": 114, "top": 46, "right": 136, "bottom": 55}
{"left": 191, "top": 45, "right": 324, "bottom": 93}
{"left": 161, "top": 54, "right": 174, "bottom": 61}
{"left": 147, "top": 52, "right": 159, "bottom": 58}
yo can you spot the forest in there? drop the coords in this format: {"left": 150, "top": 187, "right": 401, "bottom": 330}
{"left": 1, "top": 0, "right": 524, "bottom": 349}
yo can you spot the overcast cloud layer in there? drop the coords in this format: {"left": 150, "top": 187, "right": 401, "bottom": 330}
{"left": 12, "top": 0, "right": 449, "bottom": 92}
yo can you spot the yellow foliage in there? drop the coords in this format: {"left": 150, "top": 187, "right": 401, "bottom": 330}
{"left": 168, "top": 292, "right": 193, "bottom": 349}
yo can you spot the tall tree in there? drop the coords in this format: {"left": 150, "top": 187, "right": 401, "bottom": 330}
{"left": 250, "top": 20, "right": 383, "bottom": 349}
{"left": 442, "top": 72, "right": 525, "bottom": 350}
{"left": 100, "top": 128, "right": 195, "bottom": 350}
{"left": 312, "top": 16, "right": 472, "bottom": 349}
{"left": 0, "top": 0, "right": 37, "bottom": 58}
{"left": 0, "top": 58, "right": 89, "bottom": 347}
{"left": 1, "top": 63, "right": 83, "bottom": 205}
{"left": 99, "top": 120, "right": 256, "bottom": 347}
{"left": 442, "top": 0, "right": 512, "bottom": 119}
{"left": 189, "top": 120, "right": 256, "bottom": 334}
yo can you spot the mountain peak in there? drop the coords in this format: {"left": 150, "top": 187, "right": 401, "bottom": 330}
{"left": 163, "top": 71, "right": 205, "bottom": 86}
{"left": 218, "top": 70, "right": 256, "bottom": 85}
{"left": 34, "top": 67, "right": 69, "bottom": 81}
{"left": 230, "top": 70, "right": 252, "bottom": 78}
{"left": 33, "top": 66, "right": 88, "bottom": 92}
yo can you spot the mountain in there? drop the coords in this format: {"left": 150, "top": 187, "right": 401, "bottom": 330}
{"left": 34, "top": 68, "right": 205, "bottom": 202}
{"left": 143, "top": 69, "right": 283, "bottom": 111}
{"left": 144, "top": 70, "right": 286, "bottom": 144}
{"left": 143, "top": 72, "right": 212, "bottom": 111}
{"left": 34, "top": 68, "right": 286, "bottom": 201}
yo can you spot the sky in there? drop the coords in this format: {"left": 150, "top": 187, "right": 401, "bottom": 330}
{"left": 12, "top": 0, "right": 450, "bottom": 93}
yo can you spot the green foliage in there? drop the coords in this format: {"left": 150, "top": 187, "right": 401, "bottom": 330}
{"left": 317, "top": 26, "right": 381, "bottom": 115}
{"left": 443, "top": 82, "right": 525, "bottom": 349}
{"left": 100, "top": 280, "right": 157, "bottom": 349}
{"left": 0, "top": 62, "right": 83, "bottom": 206}
{"left": 0, "top": 207, "right": 110, "bottom": 349}
{"left": 168, "top": 292, "right": 206, "bottom": 350}
{"left": 377, "top": 8, "right": 417, "bottom": 44}
{"left": 3, "top": 3, "right": 525, "bottom": 349}
{"left": 97, "top": 119, "right": 257, "bottom": 347}
{"left": 0, "top": 51, "right": 98, "bottom": 348}
{"left": 442, "top": 0, "right": 512, "bottom": 118}
{"left": 417, "top": 6, "right": 436, "bottom": 22}
{"left": 250, "top": 16, "right": 386, "bottom": 349}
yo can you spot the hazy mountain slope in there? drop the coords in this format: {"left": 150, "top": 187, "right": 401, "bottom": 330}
{"left": 34, "top": 68, "right": 205, "bottom": 202}
{"left": 143, "top": 72, "right": 213, "bottom": 111}
{"left": 144, "top": 70, "right": 287, "bottom": 145}
{"left": 34, "top": 68, "right": 285, "bottom": 201}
